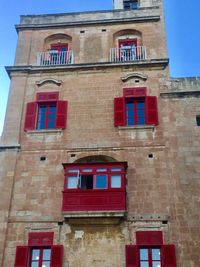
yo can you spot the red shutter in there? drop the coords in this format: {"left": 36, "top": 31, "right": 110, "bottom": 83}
{"left": 145, "top": 96, "right": 159, "bottom": 125}
{"left": 14, "top": 246, "right": 29, "bottom": 267}
{"left": 123, "top": 88, "right": 147, "bottom": 98}
{"left": 51, "top": 245, "right": 63, "bottom": 267}
{"left": 36, "top": 92, "right": 59, "bottom": 102}
{"left": 114, "top": 97, "right": 126, "bottom": 126}
{"left": 162, "top": 245, "right": 177, "bottom": 267}
{"left": 126, "top": 245, "right": 139, "bottom": 267}
{"left": 28, "top": 232, "right": 54, "bottom": 246}
{"left": 136, "top": 231, "right": 163, "bottom": 246}
{"left": 24, "top": 102, "right": 37, "bottom": 131}
{"left": 56, "top": 101, "right": 68, "bottom": 129}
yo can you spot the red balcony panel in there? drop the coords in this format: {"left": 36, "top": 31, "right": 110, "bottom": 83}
{"left": 62, "top": 190, "right": 126, "bottom": 212}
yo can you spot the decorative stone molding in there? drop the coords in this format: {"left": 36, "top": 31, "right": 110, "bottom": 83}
{"left": 36, "top": 78, "right": 62, "bottom": 87}
{"left": 121, "top": 72, "right": 148, "bottom": 82}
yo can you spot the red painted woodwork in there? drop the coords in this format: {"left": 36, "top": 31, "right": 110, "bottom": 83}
{"left": 123, "top": 88, "right": 147, "bottom": 98}
{"left": 28, "top": 232, "right": 54, "bottom": 246}
{"left": 114, "top": 97, "right": 126, "bottom": 126}
{"left": 14, "top": 246, "right": 28, "bottom": 267}
{"left": 56, "top": 100, "right": 68, "bottom": 129}
{"left": 62, "top": 190, "right": 126, "bottom": 211}
{"left": 36, "top": 92, "right": 59, "bottom": 102}
{"left": 145, "top": 96, "right": 159, "bottom": 125}
{"left": 24, "top": 102, "right": 37, "bottom": 131}
{"left": 51, "top": 43, "right": 68, "bottom": 52}
{"left": 162, "top": 245, "right": 177, "bottom": 267}
{"left": 51, "top": 245, "right": 63, "bottom": 267}
{"left": 136, "top": 231, "right": 163, "bottom": 246}
{"left": 62, "top": 162, "right": 127, "bottom": 212}
{"left": 126, "top": 245, "right": 139, "bottom": 267}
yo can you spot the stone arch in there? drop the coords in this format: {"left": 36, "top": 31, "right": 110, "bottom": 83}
{"left": 43, "top": 33, "right": 72, "bottom": 50}
{"left": 113, "top": 29, "right": 143, "bottom": 47}
{"left": 74, "top": 155, "right": 117, "bottom": 163}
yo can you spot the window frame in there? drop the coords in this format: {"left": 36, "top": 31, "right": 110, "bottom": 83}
{"left": 118, "top": 39, "right": 138, "bottom": 61}
{"left": 139, "top": 247, "right": 162, "bottom": 267}
{"left": 24, "top": 92, "right": 68, "bottom": 131}
{"left": 63, "top": 162, "right": 127, "bottom": 191}
{"left": 123, "top": 0, "right": 139, "bottom": 10}
{"left": 29, "top": 247, "right": 51, "bottom": 267}
{"left": 36, "top": 102, "right": 57, "bottom": 130}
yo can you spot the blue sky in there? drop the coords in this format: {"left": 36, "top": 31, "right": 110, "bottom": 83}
{"left": 0, "top": 0, "right": 200, "bottom": 136}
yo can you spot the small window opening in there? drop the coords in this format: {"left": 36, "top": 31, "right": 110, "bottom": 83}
{"left": 135, "top": 79, "right": 140, "bottom": 83}
{"left": 80, "top": 30, "right": 85, "bottom": 34}
{"left": 40, "top": 156, "right": 46, "bottom": 161}
{"left": 58, "top": 221, "right": 63, "bottom": 226}
{"left": 80, "top": 175, "right": 93, "bottom": 189}
{"left": 148, "top": 154, "right": 154, "bottom": 158}
{"left": 162, "top": 220, "right": 168, "bottom": 225}
{"left": 102, "top": 29, "right": 106, "bottom": 32}
{"left": 196, "top": 115, "right": 200, "bottom": 126}
{"left": 71, "top": 154, "right": 76, "bottom": 158}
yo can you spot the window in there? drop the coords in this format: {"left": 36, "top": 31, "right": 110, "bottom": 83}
{"left": 50, "top": 43, "right": 69, "bottom": 65}
{"left": 123, "top": 0, "right": 139, "bottom": 10}
{"left": 30, "top": 248, "right": 51, "bottom": 267}
{"left": 24, "top": 92, "right": 68, "bottom": 131}
{"left": 125, "top": 231, "right": 177, "bottom": 267}
{"left": 114, "top": 88, "right": 158, "bottom": 127}
{"left": 196, "top": 115, "right": 200, "bottom": 126}
{"left": 118, "top": 39, "right": 137, "bottom": 61}
{"left": 64, "top": 162, "right": 126, "bottom": 191}
{"left": 14, "top": 232, "right": 63, "bottom": 267}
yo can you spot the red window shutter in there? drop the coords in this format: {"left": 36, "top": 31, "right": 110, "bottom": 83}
{"left": 162, "top": 245, "right": 177, "bottom": 267}
{"left": 123, "top": 88, "right": 147, "bottom": 98}
{"left": 51, "top": 245, "right": 63, "bottom": 267}
{"left": 145, "top": 96, "right": 159, "bottom": 125}
{"left": 125, "top": 245, "right": 139, "bottom": 267}
{"left": 56, "top": 101, "right": 68, "bottom": 129}
{"left": 28, "top": 232, "right": 54, "bottom": 246}
{"left": 14, "top": 246, "right": 29, "bottom": 267}
{"left": 136, "top": 231, "right": 163, "bottom": 246}
{"left": 114, "top": 97, "right": 126, "bottom": 126}
{"left": 24, "top": 102, "right": 37, "bottom": 131}
{"left": 36, "top": 92, "right": 59, "bottom": 102}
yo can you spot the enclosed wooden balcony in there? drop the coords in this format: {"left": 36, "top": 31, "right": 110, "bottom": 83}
{"left": 37, "top": 50, "right": 74, "bottom": 66}
{"left": 109, "top": 46, "right": 147, "bottom": 62}
{"left": 62, "top": 162, "right": 127, "bottom": 217}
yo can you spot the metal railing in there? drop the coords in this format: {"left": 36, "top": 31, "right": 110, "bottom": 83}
{"left": 37, "top": 50, "right": 74, "bottom": 66}
{"left": 109, "top": 46, "right": 147, "bottom": 62}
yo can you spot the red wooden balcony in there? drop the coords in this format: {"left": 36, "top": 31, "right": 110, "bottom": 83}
{"left": 62, "top": 162, "right": 127, "bottom": 216}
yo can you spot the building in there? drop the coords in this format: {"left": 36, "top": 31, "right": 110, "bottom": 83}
{"left": 0, "top": 0, "right": 200, "bottom": 266}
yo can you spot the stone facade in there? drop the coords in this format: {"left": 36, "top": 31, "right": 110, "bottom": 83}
{"left": 0, "top": 0, "right": 200, "bottom": 266}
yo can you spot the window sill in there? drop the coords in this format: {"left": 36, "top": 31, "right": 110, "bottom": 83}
{"left": 26, "top": 129, "right": 63, "bottom": 134}
{"left": 118, "top": 125, "right": 155, "bottom": 130}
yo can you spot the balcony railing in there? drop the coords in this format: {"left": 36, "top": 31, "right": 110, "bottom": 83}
{"left": 109, "top": 46, "right": 147, "bottom": 62}
{"left": 37, "top": 50, "right": 74, "bottom": 66}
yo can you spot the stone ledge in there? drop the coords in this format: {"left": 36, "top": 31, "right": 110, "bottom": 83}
{"left": 118, "top": 125, "right": 155, "bottom": 131}
{"left": 160, "top": 90, "right": 200, "bottom": 98}
{"left": 26, "top": 129, "right": 62, "bottom": 134}
{"left": 62, "top": 211, "right": 126, "bottom": 218}
{"left": 0, "top": 144, "right": 21, "bottom": 151}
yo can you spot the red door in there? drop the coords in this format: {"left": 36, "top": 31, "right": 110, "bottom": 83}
{"left": 118, "top": 39, "right": 137, "bottom": 61}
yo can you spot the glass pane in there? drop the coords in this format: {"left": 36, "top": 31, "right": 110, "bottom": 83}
{"left": 138, "top": 109, "right": 145, "bottom": 117}
{"left": 48, "top": 112, "right": 56, "bottom": 121}
{"left": 43, "top": 249, "right": 51, "bottom": 260}
{"left": 95, "top": 175, "right": 107, "bottom": 189}
{"left": 31, "top": 263, "right": 39, "bottom": 267}
{"left": 49, "top": 106, "right": 56, "bottom": 113}
{"left": 32, "top": 249, "right": 40, "bottom": 260}
{"left": 68, "top": 169, "right": 79, "bottom": 173}
{"left": 127, "top": 117, "right": 134, "bottom": 125}
{"left": 96, "top": 168, "right": 107, "bottom": 172}
{"left": 152, "top": 249, "right": 161, "bottom": 261}
{"left": 82, "top": 169, "right": 93, "bottom": 172}
{"left": 42, "top": 262, "right": 50, "bottom": 267}
{"left": 111, "top": 168, "right": 121, "bottom": 172}
{"left": 39, "top": 106, "right": 46, "bottom": 114}
{"left": 153, "top": 262, "right": 161, "bottom": 267}
{"left": 127, "top": 108, "right": 134, "bottom": 117}
{"left": 37, "top": 120, "right": 45, "bottom": 129}
{"left": 111, "top": 175, "right": 121, "bottom": 188}
{"left": 137, "top": 102, "right": 145, "bottom": 109}
{"left": 140, "top": 262, "right": 149, "bottom": 267}
{"left": 138, "top": 117, "right": 145, "bottom": 125}
{"left": 140, "top": 249, "right": 148, "bottom": 260}
{"left": 126, "top": 103, "right": 134, "bottom": 109}
{"left": 68, "top": 176, "right": 78, "bottom": 189}
{"left": 48, "top": 120, "right": 56, "bottom": 129}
